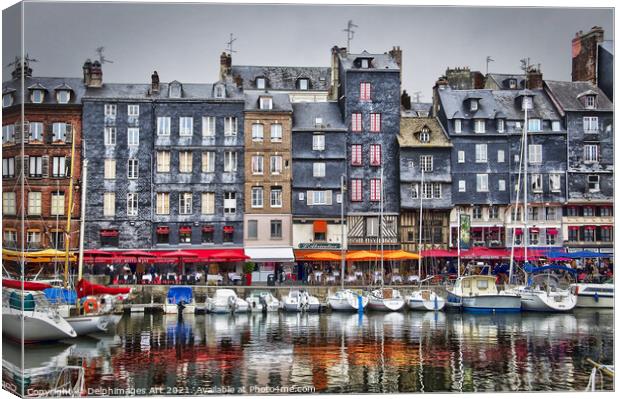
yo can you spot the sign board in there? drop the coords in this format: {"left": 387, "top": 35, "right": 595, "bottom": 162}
{"left": 298, "top": 243, "right": 341, "bottom": 249}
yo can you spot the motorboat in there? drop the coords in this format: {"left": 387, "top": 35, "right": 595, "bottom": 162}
{"left": 406, "top": 289, "right": 446, "bottom": 311}
{"left": 164, "top": 286, "right": 196, "bottom": 314}
{"left": 206, "top": 289, "right": 249, "bottom": 314}
{"left": 328, "top": 289, "right": 368, "bottom": 311}
{"left": 2, "top": 288, "right": 77, "bottom": 342}
{"left": 510, "top": 265, "right": 578, "bottom": 312}
{"left": 282, "top": 289, "right": 320, "bottom": 312}
{"left": 245, "top": 290, "right": 280, "bottom": 312}
{"left": 446, "top": 275, "right": 521, "bottom": 312}
{"left": 570, "top": 279, "right": 614, "bottom": 308}
{"left": 367, "top": 288, "right": 405, "bottom": 311}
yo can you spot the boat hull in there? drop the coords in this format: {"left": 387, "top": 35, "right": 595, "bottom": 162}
{"left": 66, "top": 314, "right": 110, "bottom": 336}
{"left": 2, "top": 312, "right": 77, "bottom": 343}
{"left": 575, "top": 294, "right": 614, "bottom": 308}
{"left": 367, "top": 297, "right": 405, "bottom": 312}
{"left": 328, "top": 291, "right": 368, "bottom": 311}
{"left": 519, "top": 290, "right": 577, "bottom": 312}
{"left": 406, "top": 291, "right": 446, "bottom": 311}
{"left": 282, "top": 302, "right": 320, "bottom": 312}
{"left": 246, "top": 297, "right": 280, "bottom": 312}
{"left": 461, "top": 294, "right": 521, "bottom": 312}
{"left": 163, "top": 303, "right": 196, "bottom": 314}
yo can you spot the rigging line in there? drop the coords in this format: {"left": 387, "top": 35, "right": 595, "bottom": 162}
{"left": 509, "top": 116, "right": 527, "bottom": 283}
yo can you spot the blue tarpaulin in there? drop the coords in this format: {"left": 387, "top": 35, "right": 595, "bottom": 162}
{"left": 43, "top": 288, "right": 77, "bottom": 305}
{"left": 167, "top": 286, "right": 193, "bottom": 304}
{"left": 567, "top": 251, "right": 611, "bottom": 259}
{"left": 524, "top": 264, "right": 578, "bottom": 275}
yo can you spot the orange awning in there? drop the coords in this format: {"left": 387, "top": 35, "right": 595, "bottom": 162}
{"left": 383, "top": 250, "right": 421, "bottom": 260}
{"left": 313, "top": 220, "right": 327, "bottom": 233}
{"left": 346, "top": 250, "right": 381, "bottom": 261}
{"left": 305, "top": 251, "right": 343, "bottom": 261}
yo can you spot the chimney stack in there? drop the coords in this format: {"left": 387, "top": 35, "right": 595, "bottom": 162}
{"left": 526, "top": 65, "right": 543, "bottom": 89}
{"left": 151, "top": 71, "right": 160, "bottom": 94}
{"left": 83, "top": 59, "right": 102, "bottom": 88}
{"left": 572, "top": 26, "right": 605, "bottom": 84}
{"left": 82, "top": 59, "right": 92, "bottom": 85}
{"left": 220, "top": 52, "right": 232, "bottom": 80}
{"left": 329, "top": 45, "right": 345, "bottom": 101}
{"left": 12, "top": 58, "right": 33, "bottom": 80}
{"left": 401, "top": 90, "right": 411, "bottom": 110}
{"left": 389, "top": 46, "right": 403, "bottom": 71}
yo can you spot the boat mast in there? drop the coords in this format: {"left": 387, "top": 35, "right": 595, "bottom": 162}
{"left": 457, "top": 207, "right": 461, "bottom": 278}
{"left": 77, "top": 160, "right": 88, "bottom": 282}
{"left": 418, "top": 169, "right": 424, "bottom": 282}
{"left": 522, "top": 58, "right": 530, "bottom": 267}
{"left": 340, "top": 174, "right": 346, "bottom": 291}
{"left": 63, "top": 126, "right": 77, "bottom": 289}
{"left": 380, "top": 164, "right": 384, "bottom": 287}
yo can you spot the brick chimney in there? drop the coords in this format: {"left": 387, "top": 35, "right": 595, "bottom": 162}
{"left": 329, "top": 45, "right": 346, "bottom": 101}
{"left": 401, "top": 90, "right": 411, "bottom": 110}
{"left": 526, "top": 65, "right": 543, "bottom": 89}
{"left": 572, "top": 26, "right": 604, "bottom": 84}
{"left": 83, "top": 60, "right": 102, "bottom": 88}
{"left": 220, "top": 52, "right": 232, "bottom": 80}
{"left": 151, "top": 71, "right": 160, "bottom": 94}
{"left": 389, "top": 46, "right": 403, "bottom": 79}
{"left": 82, "top": 59, "right": 92, "bottom": 85}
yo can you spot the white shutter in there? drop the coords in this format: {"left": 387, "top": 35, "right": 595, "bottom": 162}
{"left": 306, "top": 191, "right": 313, "bottom": 206}
{"left": 325, "top": 190, "right": 332, "bottom": 205}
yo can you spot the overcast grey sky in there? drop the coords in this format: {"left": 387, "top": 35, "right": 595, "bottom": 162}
{"left": 2, "top": 2, "right": 614, "bottom": 99}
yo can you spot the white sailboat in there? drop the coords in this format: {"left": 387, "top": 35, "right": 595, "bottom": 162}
{"left": 205, "top": 288, "right": 249, "bottom": 313}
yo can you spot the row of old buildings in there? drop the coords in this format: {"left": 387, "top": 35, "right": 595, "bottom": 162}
{"left": 2, "top": 26, "right": 614, "bottom": 278}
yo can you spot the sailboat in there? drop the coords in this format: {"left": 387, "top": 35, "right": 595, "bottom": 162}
{"left": 328, "top": 175, "right": 369, "bottom": 311}
{"left": 367, "top": 166, "right": 405, "bottom": 311}
{"left": 405, "top": 169, "right": 446, "bottom": 311}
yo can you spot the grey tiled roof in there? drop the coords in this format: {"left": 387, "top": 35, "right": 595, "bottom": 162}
{"left": 486, "top": 73, "right": 526, "bottom": 89}
{"left": 244, "top": 92, "right": 292, "bottom": 112}
{"left": 338, "top": 51, "right": 400, "bottom": 70}
{"left": 83, "top": 81, "right": 243, "bottom": 100}
{"left": 438, "top": 87, "right": 561, "bottom": 121}
{"left": 401, "top": 102, "right": 433, "bottom": 117}
{"left": 600, "top": 40, "right": 613, "bottom": 55}
{"left": 231, "top": 65, "right": 331, "bottom": 91}
{"left": 545, "top": 80, "right": 613, "bottom": 112}
{"left": 3, "top": 77, "right": 86, "bottom": 105}
{"left": 291, "top": 102, "right": 346, "bottom": 131}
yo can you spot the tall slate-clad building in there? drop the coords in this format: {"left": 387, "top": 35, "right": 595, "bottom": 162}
{"left": 545, "top": 80, "right": 614, "bottom": 254}
{"left": 331, "top": 46, "right": 402, "bottom": 248}
{"left": 291, "top": 102, "right": 348, "bottom": 252}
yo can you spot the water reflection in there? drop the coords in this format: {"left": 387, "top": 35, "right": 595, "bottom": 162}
{"left": 2, "top": 309, "right": 613, "bottom": 394}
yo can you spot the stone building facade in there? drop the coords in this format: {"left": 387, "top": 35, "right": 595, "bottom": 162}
{"left": 571, "top": 26, "right": 613, "bottom": 101}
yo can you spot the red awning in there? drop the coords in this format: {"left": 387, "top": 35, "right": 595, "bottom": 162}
{"left": 420, "top": 249, "right": 459, "bottom": 258}
{"left": 546, "top": 228, "right": 559, "bottom": 235}
{"left": 514, "top": 228, "right": 523, "bottom": 235}
{"left": 223, "top": 226, "right": 234, "bottom": 233}
{"left": 461, "top": 247, "right": 509, "bottom": 259}
{"left": 471, "top": 227, "right": 484, "bottom": 232}
{"left": 313, "top": 220, "right": 327, "bottom": 234}
{"left": 202, "top": 225, "right": 215, "bottom": 233}
{"left": 122, "top": 250, "right": 155, "bottom": 258}
{"left": 529, "top": 228, "right": 539, "bottom": 233}
{"left": 100, "top": 229, "right": 119, "bottom": 237}
{"left": 568, "top": 226, "right": 579, "bottom": 231}
{"left": 585, "top": 225, "right": 597, "bottom": 230}
{"left": 601, "top": 225, "right": 613, "bottom": 230}
{"left": 179, "top": 226, "right": 192, "bottom": 234}
{"left": 156, "top": 226, "right": 169, "bottom": 234}
{"left": 84, "top": 249, "right": 114, "bottom": 257}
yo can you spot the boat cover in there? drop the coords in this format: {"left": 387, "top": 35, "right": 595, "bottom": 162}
{"left": 167, "top": 286, "right": 193, "bottom": 304}
{"left": 524, "top": 264, "right": 578, "bottom": 275}
{"left": 43, "top": 288, "right": 77, "bottom": 305}
{"left": 76, "top": 279, "right": 131, "bottom": 298}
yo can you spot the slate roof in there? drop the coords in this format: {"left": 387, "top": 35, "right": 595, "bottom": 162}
{"left": 544, "top": 80, "right": 613, "bottom": 112}
{"left": 291, "top": 102, "right": 346, "bottom": 131}
{"left": 231, "top": 65, "right": 331, "bottom": 91}
{"left": 338, "top": 51, "right": 400, "bottom": 71}
{"left": 83, "top": 81, "right": 243, "bottom": 100}
{"left": 3, "top": 77, "right": 86, "bottom": 105}
{"left": 438, "top": 87, "right": 561, "bottom": 121}
{"left": 398, "top": 116, "right": 451, "bottom": 148}
{"left": 600, "top": 40, "right": 614, "bottom": 55}
{"left": 486, "top": 73, "right": 526, "bottom": 90}
{"left": 402, "top": 102, "right": 432, "bottom": 117}
{"left": 244, "top": 92, "right": 292, "bottom": 112}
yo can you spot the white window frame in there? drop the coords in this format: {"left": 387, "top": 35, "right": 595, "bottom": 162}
{"left": 498, "top": 179, "right": 506, "bottom": 191}
{"left": 156, "top": 151, "right": 170, "bottom": 173}
{"left": 104, "top": 104, "right": 117, "bottom": 118}
{"left": 270, "top": 123, "right": 283, "bottom": 142}
{"left": 454, "top": 119, "right": 462, "bottom": 133}
{"left": 202, "top": 116, "right": 215, "bottom": 138}
{"left": 202, "top": 151, "right": 215, "bottom": 173}
{"left": 2, "top": 157, "right": 15, "bottom": 178}
{"left": 127, "top": 128, "right": 139, "bottom": 146}
{"left": 583, "top": 117, "right": 599, "bottom": 133}
{"left": 528, "top": 118, "right": 542, "bottom": 132}
{"left": 458, "top": 180, "right": 466, "bottom": 192}
{"left": 127, "top": 159, "right": 139, "bottom": 179}
{"left": 52, "top": 123, "right": 67, "bottom": 142}
{"left": 270, "top": 188, "right": 283, "bottom": 208}
{"left": 224, "top": 151, "right": 237, "bottom": 172}
{"left": 497, "top": 119, "right": 505, "bottom": 133}
{"left": 51, "top": 156, "right": 66, "bottom": 178}
{"left": 251, "top": 155, "right": 264, "bottom": 175}
{"left": 584, "top": 144, "right": 599, "bottom": 163}
{"left": 179, "top": 117, "right": 193, "bottom": 136}
{"left": 585, "top": 95, "right": 596, "bottom": 109}
{"left": 223, "top": 192, "right": 236, "bottom": 214}
{"left": 179, "top": 151, "right": 193, "bottom": 173}
{"left": 457, "top": 150, "right": 465, "bottom": 163}
{"left": 270, "top": 155, "right": 283, "bottom": 175}
{"left": 531, "top": 173, "right": 543, "bottom": 193}
{"left": 157, "top": 117, "right": 171, "bottom": 136}
{"left": 127, "top": 104, "right": 140, "bottom": 117}
{"left": 587, "top": 175, "right": 600, "bottom": 192}
{"left": 475, "top": 144, "right": 488, "bottom": 163}
{"left": 179, "top": 192, "right": 193, "bottom": 215}
{"left": 259, "top": 97, "right": 273, "bottom": 110}
{"left": 528, "top": 144, "right": 542, "bottom": 164}
{"left": 474, "top": 119, "right": 486, "bottom": 133}
{"left": 104, "top": 127, "right": 116, "bottom": 146}
{"left": 497, "top": 149, "right": 505, "bottom": 163}
{"left": 126, "top": 193, "right": 138, "bottom": 216}
{"left": 252, "top": 123, "right": 264, "bottom": 141}
{"left": 51, "top": 192, "right": 65, "bottom": 216}
{"left": 2, "top": 192, "right": 16, "bottom": 215}
{"left": 420, "top": 155, "right": 433, "bottom": 171}
{"left": 549, "top": 173, "right": 562, "bottom": 192}
{"left": 201, "top": 192, "right": 215, "bottom": 215}
{"left": 251, "top": 187, "right": 264, "bottom": 208}
{"left": 476, "top": 174, "right": 489, "bottom": 192}
{"left": 29, "top": 122, "right": 43, "bottom": 141}
{"left": 312, "top": 135, "right": 325, "bottom": 151}
{"left": 224, "top": 117, "right": 237, "bottom": 136}
{"left": 28, "top": 192, "right": 42, "bottom": 215}
{"left": 156, "top": 192, "right": 170, "bottom": 215}
{"left": 552, "top": 120, "right": 561, "bottom": 132}
{"left": 313, "top": 162, "right": 325, "bottom": 177}
{"left": 103, "top": 193, "right": 115, "bottom": 217}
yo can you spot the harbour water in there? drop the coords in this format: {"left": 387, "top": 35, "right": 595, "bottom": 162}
{"left": 2, "top": 309, "right": 613, "bottom": 395}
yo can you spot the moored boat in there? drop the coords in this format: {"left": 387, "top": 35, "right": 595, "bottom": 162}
{"left": 282, "top": 289, "right": 320, "bottom": 312}
{"left": 206, "top": 289, "right": 249, "bottom": 313}
{"left": 245, "top": 290, "right": 280, "bottom": 312}
{"left": 367, "top": 288, "right": 405, "bottom": 311}
{"left": 328, "top": 289, "right": 368, "bottom": 311}
{"left": 164, "top": 286, "right": 196, "bottom": 314}
{"left": 510, "top": 265, "right": 578, "bottom": 312}
{"left": 447, "top": 275, "right": 521, "bottom": 312}
{"left": 570, "top": 280, "right": 614, "bottom": 308}
{"left": 406, "top": 289, "right": 446, "bottom": 311}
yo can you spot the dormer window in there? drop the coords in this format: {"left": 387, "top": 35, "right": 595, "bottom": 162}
{"left": 314, "top": 117, "right": 323, "bottom": 128}
{"left": 522, "top": 96, "right": 533, "bottom": 111}
{"left": 509, "top": 79, "right": 517, "bottom": 89}
{"left": 259, "top": 96, "right": 272, "bottom": 110}
{"left": 169, "top": 81, "right": 182, "bottom": 99}
{"left": 2, "top": 94, "right": 13, "bottom": 108}
{"left": 585, "top": 95, "right": 596, "bottom": 109}
{"left": 474, "top": 119, "right": 486, "bottom": 133}
{"left": 470, "top": 99, "right": 478, "bottom": 112}
{"left": 256, "top": 77, "right": 266, "bottom": 89}
{"left": 360, "top": 59, "right": 370, "bottom": 69}
{"left": 497, "top": 119, "right": 505, "bottom": 133}
{"left": 298, "top": 78, "right": 309, "bottom": 90}
{"left": 419, "top": 127, "right": 430, "bottom": 143}
{"left": 214, "top": 84, "right": 225, "bottom": 99}
{"left": 56, "top": 90, "right": 70, "bottom": 104}
{"left": 31, "top": 90, "right": 44, "bottom": 104}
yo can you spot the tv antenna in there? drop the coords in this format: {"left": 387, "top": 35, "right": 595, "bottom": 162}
{"left": 412, "top": 91, "right": 423, "bottom": 103}
{"left": 225, "top": 33, "right": 237, "bottom": 54}
{"left": 486, "top": 56, "right": 494, "bottom": 75}
{"left": 95, "top": 46, "right": 114, "bottom": 64}
{"left": 6, "top": 54, "right": 38, "bottom": 68}
{"left": 343, "top": 20, "right": 358, "bottom": 52}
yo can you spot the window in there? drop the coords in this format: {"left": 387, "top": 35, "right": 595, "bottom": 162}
{"left": 351, "top": 144, "right": 362, "bottom": 166}
{"left": 508, "top": 79, "right": 517, "bottom": 89}
{"left": 256, "top": 77, "right": 266, "bottom": 89}
{"left": 179, "top": 192, "right": 193, "bottom": 215}
{"left": 552, "top": 121, "right": 561, "bottom": 132}
{"left": 313, "top": 135, "right": 325, "bottom": 151}
{"left": 224, "top": 117, "right": 237, "bottom": 136}
{"left": 179, "top": 151, "right": 193, "bottom": 173}
{"left": 270, "top": 187, "right": 283, "bottom": 207}
{"left": 51, "top": 156, "right": 66, "bottom": 178}
{"left": 474, "top": 119, "right": 485, "bottom": 133}
{"left": 52, "top": 123, "right": 67, "bottom": 142}
{"left": 29, "top": 122, "right": 43, "bottom": 141}
{"left": 584, "top": 144, "right": 599, "bottom": 163}
{"left": 27, "top": 231, "right": 41, "bottom": 248}
{"left": 419, "top": 127, "right": 430, "bottom": 143}
{"left": 29, "top": 157, "right": 43, "bottom": 178}
{"left": 224, "top": 192, "right": 236, "bottom": 214}
{"left": 313, "top": 162, "right": 325, "bottom": 177}
{"left": 51, "top": 192, "right": 65, "bottom": 216}
{"left": 247, "top": 220, "right": 258, "bottom": 239}
{"left": 546, "top": 231, "right": 557, "bottom": 245}
{"left": 308, "top": 190, "right": 325, "bottom": 205}
{"left": 157, "top": 151, "right": 170, "bottom": 173}
{"left": 587, "top": 175, "right": 600, "bottom": 192}
{"left": 583, "top": 117, "right": 599, "bottom": 133}
{"left": 351, "top": 179, "right": 362, "bottom": 202}
{"left": 27, "top": 192, "right": 41, "bottom": 215}
{"left": 55, "top": 90, "right": 68, "bottom": 103}
{"left": 410, "top": 184, "right": 419, "bottom": 199}
{"left": 104, "top": 159, "right": 116, "bottom": 179}
{"left": 251, "top": 155, "right": 264, "bottom": 175}
{"left": 366, "top": 217, "right": 379, "bottom": 237}
{"left": 2, "top": 158, "right": 15, "bottom": 178}
{"left": 499, "top": 179, "right": 506, "bottom": 191}
{"left": 476, "top": 174, "right": 488, "bottom": 192}
{"left": 127, "top": 104, "right": 139, "bottom": 117}
{"left": 351, "top": 113, "right": 362, "bottom": 132}
{"left": 470, "top": 99, "right": 478, "bottom": 112}
{"left": 475, "top": 144, "right": 487, "bottom": 163}
{"left": 104, "top": 104, "right": 117, "bottom": 118}
{"left": 224, "top": 151, "right": 237, "bottom": 172}
{"left": 583, "top": 206, "right": 595, "bottom": 217}
{"left": 497, "top": 119, "right": 505, "bottom": 133}
{"left": 546, "top": 207, "right": 558, "bottom": 220}
{"left": 528, "top": 118, "right": 541, "bottom": 132}
{"left": 528, "top": 144, "right": 542, "bottom": 164}
{"left": 585, "top": 95, "right": 596, "bottom": 109}
{"left": 489, "top": 206, "right": 500, "bottom": 219}
{"left": 179, "top": 117, "right": 193, "bottom": 136}
{"left": 360, "top": 82, "right": 371, "bottom": 101}
{"left": 497, "top": 150, "right": 505, "bottom": 163}
{"left": 270, "top": 123, "right": 282, "bottom": 142}
{"left": 127, "top": 128, "right": 139, "bottom": 146}
{"left": 259, "top": 97, "right": 273, "bottom": 110}
{"left": 2, "top": 125, "right": 15, "bottom": 144}
{"left": 157, "top": 117, "right": 171, "bottom": 136}
{"left": 251, "top": 187, "right": 263, "bottom": 208}
{"left": 202, "top": 116, "right": 215, "bottom": 137}
{"left": 202, "top": 151, "right": 215, "bottom": 173}
{"left": 600, "top": 207, "right": 613, "bottom": 217}
{"left": 3, "top": 229, "right": 16, "bottom": 247}
{"left": 528, "top": 207, "right": 540, "bottom": 221}
{"left": 157, "top": 227, "right": 170, "bottom": 244}
{"left": 370, "top": 179, "right": 381, "bottom": 202}
{"left": 454, "top": 119, "right": 462, "bottom": 133}
{"left": 370, "top": 113, "right": 381, "bottom": 132}
{"left": 600, "top": 227, "right": 612, "bottom": 242}
{"left": 127, "top": 159, "right": 139, "bottom": 179}
{"left": 298, "top": 79, "right": 309, "bottom": 90}
{"left": 179, "top": 226, "right": 192, "bottom": 243}
{"left": 360, "top": 59, "right": 370, "bottom": 69}
{"left": 3, "top": 94, "right": 13, "bottom": 107}
{"left": 201, "top": 192, "right": 215, "bottom": 214}
{"left": 549, "top": 174, "right": 561, "bottom": 192}
{"left": 299, "top": 192, "right": 305, "bottom": 201}
{"left": 270, "top": 220, "right": 282, "bottom": 239}
{"left": 252, "top": 123, "right": 264, "bottom": 141}
{"left": 419, "top": 182, "right": 442, "bottom": 199}
{"left": 522, "top": 96, "right": 533, "bottom": 110}
{"left": 472, "top": 206, "right": 483, "bottom": 220}
{"left": 420, "top": 155, "right": 433, "bottom": 171}
{"left": 531, "top": 174, "right": 543, "bottom": 192}
{"left": 458, "top": 151, "right": 465, "bottom": 163}
{"left": 214, "top": 84, "right": 225, "bottom": 98}
{"left": 314, "top": 117, "right": 323, "bottom": 127}
{"left": 126, "top": 193, "right": 138, "bottom": 216}
{"left": 103, "top": 193, "right": 115, "bottom": 216}
{"left": 156, "top": 193, "right": 169, "bottom": 215}
{"left": 271, "top": 156, "right": 283, "bottom": 175}
{"left": 31, "top": 90, "right": 44, "bottom": 104}
{"left": 458, "top": 180, "right": 466, "bottom": 192}
{"left": 370, "top": 144, "right": 382, "bottom": 166}
{"left": 2, "top": 192, "right": 16, "bottom": 214}
{"left": 104, "top": 127, "right": 116, "bottom": 146}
